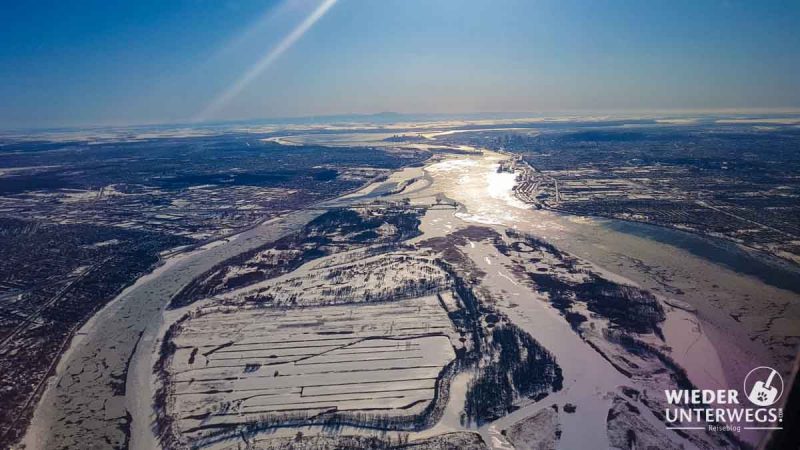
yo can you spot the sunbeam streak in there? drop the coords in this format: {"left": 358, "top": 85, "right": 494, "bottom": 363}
{"left": 195, "top": 0, "right": 338, "bottom": 122}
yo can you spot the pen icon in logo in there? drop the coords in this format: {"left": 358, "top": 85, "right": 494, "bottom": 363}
{"left": 745, "top": 366, "right": 783, "bottom": 407}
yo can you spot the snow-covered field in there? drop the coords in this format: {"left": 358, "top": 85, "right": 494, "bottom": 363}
{"left": 164, "top": 296, "right": 457, "bottom": 444}
{"left": 218, "top": 251, "right": 448, "bottom": 307}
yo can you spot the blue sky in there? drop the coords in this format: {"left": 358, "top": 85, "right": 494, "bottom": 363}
{"left": 1, "top": 0, "right": 799, "bottom": 128}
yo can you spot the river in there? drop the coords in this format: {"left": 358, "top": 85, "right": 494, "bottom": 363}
{"left": 22, "top": 148, "right": 800, "bottom": 450}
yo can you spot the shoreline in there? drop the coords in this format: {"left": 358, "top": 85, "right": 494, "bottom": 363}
{"left": 548, "top": 206, "right": 800, "bottom": 269}
{"left": 420, "top": 149, "right": 795, "bottom": 446}
{"left": 18, "top": 148, "right": 437, "bottom": 450}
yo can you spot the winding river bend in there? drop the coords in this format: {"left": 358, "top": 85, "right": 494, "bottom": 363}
{"left": 603, "top": 219, "right": 800, "bottom": 295}
{"left": 22, "top": 211, "right": 319, "bottom": 449}
{"left": 22, "top": 148, "right": 800, "bottom": 449}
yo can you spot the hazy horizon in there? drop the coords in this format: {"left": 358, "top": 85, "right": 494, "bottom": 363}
{"left": 6, "top": 108, "right": 800, "bottom": 134}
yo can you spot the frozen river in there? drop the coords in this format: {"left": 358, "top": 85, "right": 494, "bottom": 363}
{"left": 414, "top": 151, "right": 799, "bottom": 448}
{"left": 23, "top": 149, "right": 799, "bottom": 450}
{"left": 22, "top": 211, "right": 321, "bottom": 450}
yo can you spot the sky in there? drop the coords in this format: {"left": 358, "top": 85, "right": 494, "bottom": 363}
{"left": 1, "top": 0, "right": 799, "bottom": 129}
